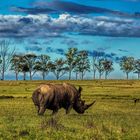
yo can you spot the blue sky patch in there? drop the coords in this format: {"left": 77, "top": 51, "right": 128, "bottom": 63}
{"left": 0, "top": 0, "right": 140, "bottom": 79}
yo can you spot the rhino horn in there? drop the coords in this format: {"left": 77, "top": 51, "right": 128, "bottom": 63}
{"left": 84, "top": 100, "right": 96, "bottom": 110}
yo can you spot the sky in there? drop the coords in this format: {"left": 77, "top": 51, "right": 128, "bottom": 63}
{"left": 0, "top": 0, "right": 140, "bottom": 79}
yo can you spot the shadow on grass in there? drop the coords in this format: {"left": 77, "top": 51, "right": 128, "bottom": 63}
{"left": 0, "top": 95, "right": 14, "bottom": 99}
{"left": 40, "top": 117, "right": 65, "bottom": 131}
{"left": 0, "top": 95, "right": 28, "bottom": 99}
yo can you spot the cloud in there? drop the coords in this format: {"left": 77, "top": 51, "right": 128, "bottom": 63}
{"left": 43, "top": 39, "right": 54, "bottom": 45}
{"left": 81, "top": 40, "right": 94, "bottom": 45}
{"left": 11, "top": 6, "right": 56, "bottom": 14}
{"left": 97, "top": 46, "right": 111, "bottom": 51}
{"left": 28, "top": 40, "right": 41, "bottom": 45}
{"left": 118, "top": 49, "right": 129, "bottom": 52}
{"left": 88, "top": 50, "right": 105, "bottom": 57}
{"left": 56, "top": 48, "right": 65, "bottom": 55}
{"left": 0, "top": 14, "right": 140, "bottom": 38}
{"left": 124, "top": 0, "right": 140, "bottom": 2}
{"left": 25, "top": 45, "right": 42, "bottom": 52}
{"left": 45, "top": 1, "right": 114, "bottom": 14}
{"left": 88, "top": 50, "right": 119, "bottom": 62}
{"left": 11, "top": 0, "right": 140, "bottom": 19}
{"left": 12, "top": 1, "right": 114, "bottom": 15}
{"left": 61, "top": 39, "right": 78, "bottom": 47}
{"left": 46, "top": 47, "right": 65, "bottom": 55}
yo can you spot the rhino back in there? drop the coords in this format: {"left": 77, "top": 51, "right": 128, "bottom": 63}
{"left": 32, "top": 84, "right": 53, "bottom": 105}
{"left": 32, "top": 83, "right": 79, "bottom": 109}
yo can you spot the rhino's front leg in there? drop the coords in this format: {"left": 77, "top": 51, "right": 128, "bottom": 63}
{"left": 38, "top": 93, "right": 47, "bottom": 115}
{"left": 52, "top": 109, "right": 59, "bottom": 115}
{"left": 35, "top": 105, "right": 40, "bottom": 114}
{"left": 52, "top": 103, "right": 60, "bottom": 115}
{"left": 66, "top": 105, "right": 73, "bottom": 114}
{"left": 38, "top": 104, "right": 46, "bottom": 115}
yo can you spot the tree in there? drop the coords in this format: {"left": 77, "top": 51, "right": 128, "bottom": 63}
{"left": 73, "top": 56, "right": 81, "bottom": 80}
{"left": 91, "top": 51, "right": 105, "bottom": 79}
{"left": 134, "top": 59, "right": 140, "bottom": 79}
{"left": 19, "top": 56, "right": 29, "bottom": 80}
{"left": 95, "top": 59, "right": 105, "bottom": 79}
{"left": 65, "top": 48, "right": 78, "bottom": 80}
{"left": 35, "top": 55, "right": 51, "bottom": 80}
{"left": 0, "top": 40, "right": 15, "bottom": 80}
{"left": 75, "top": 50, "right": 90, "bottom": 80}
{"left": 120, "top": 56, "right": 135, "bottom": 79}
{"left": 102, "top": 59, "right": 114, "bottom": 79}
{"left": 10, "top": 55, "right": 21, "bottom": 80}
{"left": 50, "top": 58, "right": 68, "bottom": 80}
{"left": 23, "top": 53, "right": 37, "bottom": 80}
{"left": 10, "top": 54, "right": 30, "bottom": 80}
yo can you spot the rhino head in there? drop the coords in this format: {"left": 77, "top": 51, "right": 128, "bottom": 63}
{"left": 73, "top": 86, "right": 96, "bottom": 114}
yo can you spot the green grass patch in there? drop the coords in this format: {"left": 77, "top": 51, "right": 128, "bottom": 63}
{"left": 0, "top": 80, "right": 140, "bottom": 139}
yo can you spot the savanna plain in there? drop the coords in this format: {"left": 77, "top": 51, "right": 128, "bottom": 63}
{"left": 0, "top": 80, "right": 140, "bottom": 140}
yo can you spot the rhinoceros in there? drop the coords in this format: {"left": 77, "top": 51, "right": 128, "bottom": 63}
{"left": 32, "top": 83, "right": 96, "bottom": 115}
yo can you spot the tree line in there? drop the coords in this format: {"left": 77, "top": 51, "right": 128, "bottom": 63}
{"left": 0, "top": 40, "right": 140, "bottom": 80}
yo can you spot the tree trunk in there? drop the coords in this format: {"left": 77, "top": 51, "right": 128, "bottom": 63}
{"left": 126, "top": 72, "right": 129, "bottom": 80}
{"left": 1, "top": 72, "right": 4, "bottom": 80}
{"left": 1, "top": 64, "right": 5, "bottom": 80}
{"left": 56, "top": 72, "right": 59, "bottom": 80}
{"left": 23, "top": 72, "right": 26, "bottom": 80}
{"left": 99, "top": 72, "right": 102, "bottom": 79}
{"left": 15, "top": 72, "right": 18, "bottom": 81}
{"left": 138, "top": 73, "right": 140, "bottom": 79}
{"left": 105, "top": 72, "right": 108, "bottom": 80}
{"left": 93, "top": 70, "right": 96, "bottom": 79}
{"left": 29, "top": 71, "right": 32, "bottom": 80}
{"left": 69, "top": 70, "right": 72, "bottom": 80}
{"left": 81, "top": 72, "right": 84, "bottom": 80}
{"left": 56, "top": 75, "right": 59, "bottom": 80}
{"left": 42, "top": 71, "right": 45, "bottom": 80}
{"left": 75, "top": 72, "right": 78, "bottom": 80}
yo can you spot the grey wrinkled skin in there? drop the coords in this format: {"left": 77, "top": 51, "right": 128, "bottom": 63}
{"left": 32, "top": 83, "right": 96, "bottom": 115}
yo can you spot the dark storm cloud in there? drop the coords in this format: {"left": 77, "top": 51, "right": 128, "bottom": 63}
{"left": 0, "top": 14, "right": 140, "bottom": 38}
{"left": 11, "top": 1, "right": 114, "bottom": 15}
{"left": 11, "top": 6, "right": 56, "bottom": 14}
{"left": 45, "top": 1, "right": 114, "bottom": 14}
{"left": 18, "top": 17, "right": 33, "bottom": 24}
{"left": 11, "top": 0, "right": 140, "bottom": 18}
{"left": 0, "top": 29, "right": 18, "bottom": 34}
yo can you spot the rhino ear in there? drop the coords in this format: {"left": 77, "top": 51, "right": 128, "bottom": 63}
{"left": 83, "top": 100, "right": 85, "bottom": 104}
{"left": 78, "top": 86, "right": 82, "bottom": 98}
{"left": 78, "top": 86, "right": 82, "bottom": 93}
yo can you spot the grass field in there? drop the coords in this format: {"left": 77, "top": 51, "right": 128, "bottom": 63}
{"left": 0, "top": 80, "right": 140, "bottom": 140}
